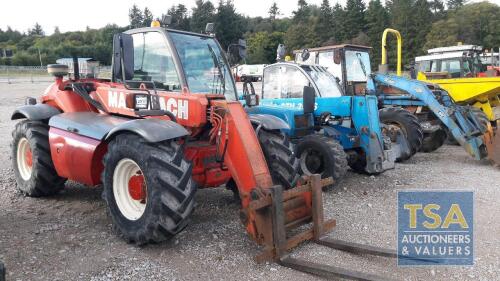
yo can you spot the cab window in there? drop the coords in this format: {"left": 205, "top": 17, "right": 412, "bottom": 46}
{"left": 440, "top": 59, "right": 461, "bottom": 78}
{"left": 280, "top": 66, "right": 310, "bottom": 98}
{"left": 417, "top": 60, "right": 439, "bottom": 72}
{"left": 131, "top": 32, "right": 181, "bottom": 91}
{"left": 263, "top": 66, "right": 310, "bottom": 99}
{"left": 263, "top": 66, "right": 281, "bottom": 99}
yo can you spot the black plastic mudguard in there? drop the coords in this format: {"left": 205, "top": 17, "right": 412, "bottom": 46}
{"left": 249, "top": 114, "right": 290, "bottom": 130}
{"left": 49, "top": 112, "right": 188, "bottom": 142}
{"left": 11, "top": 104, "right": 61, "bottom": 121}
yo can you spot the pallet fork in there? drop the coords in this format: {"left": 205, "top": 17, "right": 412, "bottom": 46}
{"left": 252, "top": 175, "right": 405, "bottom": 281}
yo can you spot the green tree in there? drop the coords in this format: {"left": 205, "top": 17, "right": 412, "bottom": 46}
{"left": 429, "top": 0, "right": 445, "bottom": 19}
{"left": 269, "top": 2, "right": 280, "bottom": 20}
{"left": 293, "top": 0, "right": 311, "bottom": 23}
{"left": 424, "top": 2, "right": 500, "bottom": 50}
{"left": 331, "top": 3, "right": 346, "bottom": 43}
{"left": 190, "top": 0, "right": 216, "bottom": 33}
{"left": 344, "top": 0, "right": 366, "bottom": 40}
{"left": 316, "top": 0, "right": 333, "bottom": 44}
{"left": 167, "top": 4, "right": 190, "bottom": 30}
{"left": 412, "top": 0, "right": 433, "bottom": 56}
{"left": 387, "top": 0, "right": 414, "bottom": 65}
{"left": 447, "top": 0, "right": 466, "bottom": 10}
{"left": 365, "top": 0, "right": 389, "bottom": 67}
{"left": 285, "top": 19, "right": 320, "bottom": 51}
{"left": 214, "top": 0, "right": 244, "bottom": 49}
{"left": 129, "top": 4, "right": 144, "bottom": 29}
{"left": 143, "top": 7, "right": 154, "bottom": 27}
{"left": 246, "top": 31, "right": 285, "bottom": 63}
{"left": 28, "top": 23, "right": 45, "bottom": 36}
{"left": 53, "top": 26, "right": 61, "bottom": 34}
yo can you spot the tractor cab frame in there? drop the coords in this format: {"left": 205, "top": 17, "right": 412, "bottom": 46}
{"left": 294, "top": 44, "right": 372, "bottom": 96}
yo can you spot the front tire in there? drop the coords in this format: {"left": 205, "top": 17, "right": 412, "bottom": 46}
{"left": 258, "top": 129, "right": 300, "bottom": 189}
{"left": 102, "top": 134, "right": 196, "bottom": 244}
{"left": 295, "top": 134, "right": 348, "bottom": 182}
{"left": 379, "top": 107, "right": 423, "bottom": 161}
{"left": 421, "top": 128, "right": 447, "bottom": 152}
{"left": 11, "top": 120, "right": 66, "bottom": 196}
{"left": 471, "top": 107, "right": 490, "bottom": 132}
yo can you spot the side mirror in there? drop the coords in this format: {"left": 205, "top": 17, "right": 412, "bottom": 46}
{"left": 205, "top": 23, "right": 215, "bottom": 34}
{"left": 276, "top": 44, "right": 286, "bottom": 62}
{"left": 303, "top": 86, "right": 315, "bottom": 114}
{"left": 238, "top": 39, "right": 247, "bottom": 60}
{"left": 243, "top": 81, "right": 258, "bottom": 106}
{"left": 162, "top": 15, "right": 172, "bottom": 25}
{"left": 301, "top": 49, "right": 310, "bottom": 62}
{"left": 112, "top": 33, "right": 134, "bottom": 82}
{"left": 245, "top": 94, "right": 259, "bottom": 107}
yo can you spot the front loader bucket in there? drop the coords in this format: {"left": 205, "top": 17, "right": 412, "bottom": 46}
{"left": 484, "top": 120, "right": 500, "bottom": 166}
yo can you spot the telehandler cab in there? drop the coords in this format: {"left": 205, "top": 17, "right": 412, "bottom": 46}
{"left": 11, "top": 22, "right": 408, "bottom": 280}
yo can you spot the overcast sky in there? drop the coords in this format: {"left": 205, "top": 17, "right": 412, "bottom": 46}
{"left": 1, "top": 0, "right": 497, "bottom": 34}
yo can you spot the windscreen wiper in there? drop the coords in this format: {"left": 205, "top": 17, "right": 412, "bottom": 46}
{"left": 356, "top": 52, "right": 367, "bottom": 78}
{"left": 207, "top": 43, "right": 225, "bottom": 95}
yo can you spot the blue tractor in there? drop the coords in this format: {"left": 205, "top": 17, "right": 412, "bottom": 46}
{"left": 242, "top": 62, "right": 414, "bottom": 181}
{"left": 292, "top": 38, "right": 489, "bottom": 162}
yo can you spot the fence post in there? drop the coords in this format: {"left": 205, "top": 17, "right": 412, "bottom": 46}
{"left": 7, "top": 66, "right": 10, "bottom": 84}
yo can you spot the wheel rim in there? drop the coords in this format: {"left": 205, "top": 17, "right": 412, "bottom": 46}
{"left": 300, "top": 149, "right": 325, "bottom": 175}
{"left": 113, "top": 158, "right": 147, "bottom": 221}
{"left": 381, "top": 123, "right": 402, "bottom": 142}
{"left": 17, "top": 138, "right": 33, "bottom": 181}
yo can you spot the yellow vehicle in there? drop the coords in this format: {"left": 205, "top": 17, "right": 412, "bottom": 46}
{"left": 413, "top": 44, "right": 500, "bottom": 165}
{"left": 380, "top": 29, "right": 500, "bottom": 165}
{"left": 414, "top": 45, "right": 500, "bottom": 121}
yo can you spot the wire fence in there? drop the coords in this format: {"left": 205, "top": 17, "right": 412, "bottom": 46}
{"left": 0, "top": 66, "right": 112, "bottom": 84}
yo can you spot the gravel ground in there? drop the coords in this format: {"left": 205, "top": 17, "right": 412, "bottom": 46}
{"left": 0, "top": 82, "right": 499, "bottom": 281}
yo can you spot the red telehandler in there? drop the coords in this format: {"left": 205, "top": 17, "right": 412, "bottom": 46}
{"left": 11, "top": 22, "right": 403, "bottom": 280}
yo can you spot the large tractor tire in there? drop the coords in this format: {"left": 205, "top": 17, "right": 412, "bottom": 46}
{"left": 421, "top": 127, "right": 447, "bottom": 153}
{"left": 471, "top": 107, "right": 489, "bottom": 132}
{"left": 295, "top": 134, "right": 348, "bottom": 183}
{"left": 379, "top": 107, "right": 423, "bottom": 161}
{"left": 227, "top": 129, "right": 299, "bottom": 201}
{"left": 258, "top": 129, "right": 300, "bottom": 189}
{"left": 102, "top": 134, "right": 196, "bottom": 244}
{"left": 0, "top": 260, "right": 4, "bottom": 281}
{"left": 11, "top": 120, "right": 66, "bottom": 197}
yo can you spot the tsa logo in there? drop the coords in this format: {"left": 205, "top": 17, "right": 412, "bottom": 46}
{"left": 397, "top": 191, "right": 473, "bottom": 266}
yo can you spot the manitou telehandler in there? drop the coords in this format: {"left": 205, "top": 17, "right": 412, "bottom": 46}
{"left": 10, "top": 21, "right": 411, "bottom": 280}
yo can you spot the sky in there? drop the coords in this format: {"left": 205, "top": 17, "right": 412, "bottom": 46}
{"left": 0, "top": 0, "right": 339, "bottom": 34}
{"left": 1, "top": 0, "right": 498, "bottom": 35}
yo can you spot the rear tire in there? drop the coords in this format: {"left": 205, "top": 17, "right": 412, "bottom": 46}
{"left": 11, "top": 120, "right": 66, "bottom": 197}
{"left": 379, "top": 107, "right": 423, "bottom": 161}
{"left": 102, "top": 134, "right": 196, "bottom": 244}
{"left": 295, "top": 134, "right": 348, "bottom": 183}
